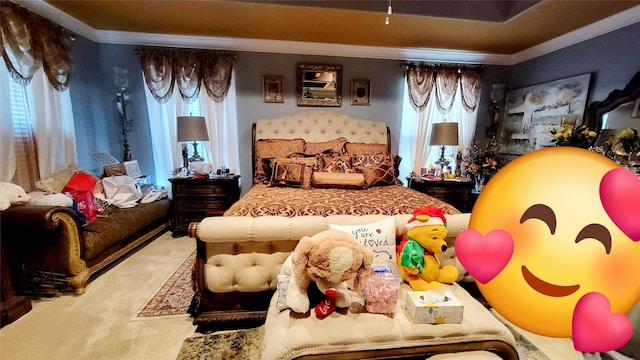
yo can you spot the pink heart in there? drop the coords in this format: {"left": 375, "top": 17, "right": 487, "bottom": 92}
{"left": 455, "top": 229, "right": 514, "bottom": 284}
{"left": 572, "top": 292, "right": 633, "bottom": 352}
{"left": 600, "top": 168, "right": 640, "bottom": 241}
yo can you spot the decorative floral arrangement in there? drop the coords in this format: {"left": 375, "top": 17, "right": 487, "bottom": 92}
{"left": 615, "top": 127, "right": 640, "bottom": 155}
{"left": 550, "top": 124, "right": 597, "bottom": 149}
{"left": 460, "top": 137, "right": 504, "bottom": 184}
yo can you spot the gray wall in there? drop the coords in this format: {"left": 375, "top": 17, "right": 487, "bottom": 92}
{"left": 68, "top": 22, "right": 640, "bottom": 195}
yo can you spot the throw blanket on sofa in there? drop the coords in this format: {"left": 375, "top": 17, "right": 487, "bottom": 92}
{"left": 224, "top": 184, "right": 460, "bottom": 217}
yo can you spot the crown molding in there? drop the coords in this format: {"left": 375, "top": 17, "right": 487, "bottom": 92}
{"left": 513, "top": 5, "right": 640, "bottom": 64}
{"left": 16, "top": 1, "right": 640, "bottom": 66}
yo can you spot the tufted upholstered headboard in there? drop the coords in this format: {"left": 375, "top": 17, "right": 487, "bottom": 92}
{"left": 251, "top": 110, "right": 391, "bottom": 180}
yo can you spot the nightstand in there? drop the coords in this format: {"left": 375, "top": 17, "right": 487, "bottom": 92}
{"left": 407, "top": 177, "right": 475, "bottom": 212}
{"left": 168, "top": 175, "right": 241, "bottom": 236}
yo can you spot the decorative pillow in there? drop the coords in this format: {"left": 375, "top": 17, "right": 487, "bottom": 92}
{"left": 329, "top": 217, "right": 396, "bottom": 264}
{"left": 352, "top": 153, "right": 402, "bottom": 178}
{"left": 304, "top": 137, "right": 347, "bottom": 155}
{"left": 35, "top": 165, "right": 84, "bottom": 193}
{"left": 276, "top": 274, "right": 290, "bottom": 310}
{"left": 319, "top": 154, "right": 355, "bottom": 173}
{"left": 255, "top": 138, "right": 305, "bottom": 183}
{"left": 269, "top": 157, "right": 317, "bottom": 189}
{"left": 28, "top": 192, "right": 73, "bottom": 207}
{"left": 358, "top": 162, "right": 396, "bottom": 188}
{"left": 312, "top": 172, "right": 365, "bottom": 189}
{"left": 352, "top": 153, "right": 392, "bottom": 168}
{"left": 345, "top": 142, "right": 389, "bottom": 155}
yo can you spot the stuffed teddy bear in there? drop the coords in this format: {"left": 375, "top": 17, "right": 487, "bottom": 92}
{"left": 277, "top": 229, "right": 373, "bottom": 318}
{"left": 0, "top": 182, "right": 31, "bottom": 211}
{"left": 396, "top": 206, "right": 459, "bottom": 291}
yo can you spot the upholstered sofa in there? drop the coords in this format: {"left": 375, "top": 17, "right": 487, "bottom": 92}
{"left": 1, "top": 199, "right": 171, "bottom": 295}
{"left": 189, "top": 213, "right": 472, "bottom": 328}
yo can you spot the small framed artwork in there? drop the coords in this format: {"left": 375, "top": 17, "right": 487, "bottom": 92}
{"left": 351, "top": 79, "right": 370, "bottom": 105}
{"left": 124, "top": 160, "right": 143, "bottom": 178}
{"left": 263, "top": 75, "right": 284, "bottom": 103}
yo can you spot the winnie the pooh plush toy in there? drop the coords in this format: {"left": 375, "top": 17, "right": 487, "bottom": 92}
{"left": 396, "top": 206, "right": 459, "bottom": 291}
{"left": 277, "top": 229, "right": 373, "bottom": 318}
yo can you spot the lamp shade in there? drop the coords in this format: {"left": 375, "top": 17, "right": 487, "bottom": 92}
{"left": 430, "top": 122, "right": 459, "bottom": 146}
{"left": 177, "top": 116, "right": 209, "bottom": 142}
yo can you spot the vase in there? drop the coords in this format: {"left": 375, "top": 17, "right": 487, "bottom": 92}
{"left": 474, "top": 174, "right": 485, "bottom": 192}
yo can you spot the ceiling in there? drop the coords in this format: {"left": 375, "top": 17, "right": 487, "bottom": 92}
{"left": 27, "top": 1, "right": 640, "bottom": 63}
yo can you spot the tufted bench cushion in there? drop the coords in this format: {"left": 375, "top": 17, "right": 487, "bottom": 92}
{"left": 261, "top": 282, "right": 518, "bottom": 359}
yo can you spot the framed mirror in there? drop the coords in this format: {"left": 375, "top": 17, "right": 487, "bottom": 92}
{"left": 297, "top": 63, "right": 342, "bottom": 107}
{"left": 586, "top": 70, "right": 640, "bottom": 138}
{"left": 585, "top": 70, "right": 640, "bottom": 166}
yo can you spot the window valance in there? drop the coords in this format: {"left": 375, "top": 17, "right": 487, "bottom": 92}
{"left": 405, "top": 64, "right": 482, "bottom": 114}
{"left": 1, "top": 1, "right": 73, "bottom": 91}
{"left": 140, "top": 47, "right": 235, "bottom": 104}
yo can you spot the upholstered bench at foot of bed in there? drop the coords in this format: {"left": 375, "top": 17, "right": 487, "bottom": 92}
{"left": 190, "top": 214, "right": 472, "bottom": 328}
{"left": 261, "top": 282, "right": 518, "bottom": 360}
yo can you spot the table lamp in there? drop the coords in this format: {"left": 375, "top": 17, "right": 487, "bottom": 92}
{"left": 430, "top": 122, "right": 459, "bottom": 166}
{"left": 177, "top": 116, "right": 209, "bottom": 164}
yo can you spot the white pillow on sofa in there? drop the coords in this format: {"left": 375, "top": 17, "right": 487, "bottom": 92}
{"left": 330, "top": 217, "right": 396, "bottom": 265}
{"left": 28, "top": 191, "right": 73, "bottom": 207}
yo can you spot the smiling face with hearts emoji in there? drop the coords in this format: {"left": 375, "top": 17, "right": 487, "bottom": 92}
{"left": 455, "top": 147, "right": 640, "bottom": 352}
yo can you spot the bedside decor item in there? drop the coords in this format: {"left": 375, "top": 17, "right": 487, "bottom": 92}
{"left": 500, "top": 73, "right": 591, "bottom": 155}
{"left": 114, "top": 66, "right": 133, "bottom": 161}
{"left": 460, "top": 137, "right": 504, "bottom": 188}
{"left": 351, "top": 79, "right": 370, "bottom": 105}
{"left": 297, "top": 63, "right": 342, "bottom": 107}
{"left": 430, "top": 122, "right": 459, "bottom": 168}
{"left": 177, "top": 115, "right": 209, "bottom": 164}
{"left": 263, "top": 75, "right": 284, "bottom": 103}
{"left": 486, "top": 83, "right": 505, "bottom": 137}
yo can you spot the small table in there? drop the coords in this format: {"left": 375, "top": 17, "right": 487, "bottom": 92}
{"left": 407, "top": 177, "right": 475, "bottom": 212}
{"left": 168, "top": 175, "right": 241, "bottom": 236}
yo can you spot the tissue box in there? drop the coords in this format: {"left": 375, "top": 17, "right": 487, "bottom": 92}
{"left": 406, "top": 290, "right": 464, "bottom": 324}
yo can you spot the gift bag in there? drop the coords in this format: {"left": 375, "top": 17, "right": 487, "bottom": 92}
{"left": 102, "top": 175, "right": 141, "bottom": 208}
{"left": 62, "top": 172, "right": 98, "bottom": 223}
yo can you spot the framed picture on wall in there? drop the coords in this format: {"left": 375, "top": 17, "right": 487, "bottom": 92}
{"left": 351, "top": 79, "right": 370, "bottom": 105}
{"left": 499, "top": 73, "right": 591, "bottom": 155}
{"left": 263, "top": 75, "right": 284, "bottom": 103}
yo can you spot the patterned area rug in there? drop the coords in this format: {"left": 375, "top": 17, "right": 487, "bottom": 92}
{"left": 130, "top": 250, "right": 195, "bottom": 320}
{"left": 176, "top": 327, "right": 264, "bottom": 360}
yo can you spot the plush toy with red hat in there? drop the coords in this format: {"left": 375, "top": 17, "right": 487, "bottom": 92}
{"left": 396, "top": 205, "right": 459, "bottom": 291}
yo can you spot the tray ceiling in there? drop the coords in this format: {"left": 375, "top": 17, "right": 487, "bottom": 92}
{"left": 33, "top": 1, "right": 640, "bottom": 60}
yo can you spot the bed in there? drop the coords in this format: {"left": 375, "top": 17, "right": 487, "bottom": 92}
{"left": 190, "top": 110, "right": 463, "bottom": 328}
{"left": 225, "top": 110, "right": 459, "bottom": 217}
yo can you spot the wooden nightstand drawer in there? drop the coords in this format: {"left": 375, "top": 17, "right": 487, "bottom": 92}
{"left": 168, "top": 175, "right": 241, "bottom": 236}
{"left": 407, "top": 177, "right": 475, "bottom": 212}
{"left": 174, "top": 184, "right": 228, "bottom": 197}
{"left": 175, "top": 199, "right": 228, "bottom": 211}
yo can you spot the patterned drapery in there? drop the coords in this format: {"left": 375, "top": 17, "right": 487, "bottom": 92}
{"left": 405, "top": 64, "right": 482, "bottom": 114}
{"left": 1, "top": 1, "right": 73, "bottom": 91}
{"left": 140, "top": 47, "right": 234, "bottom": 104}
